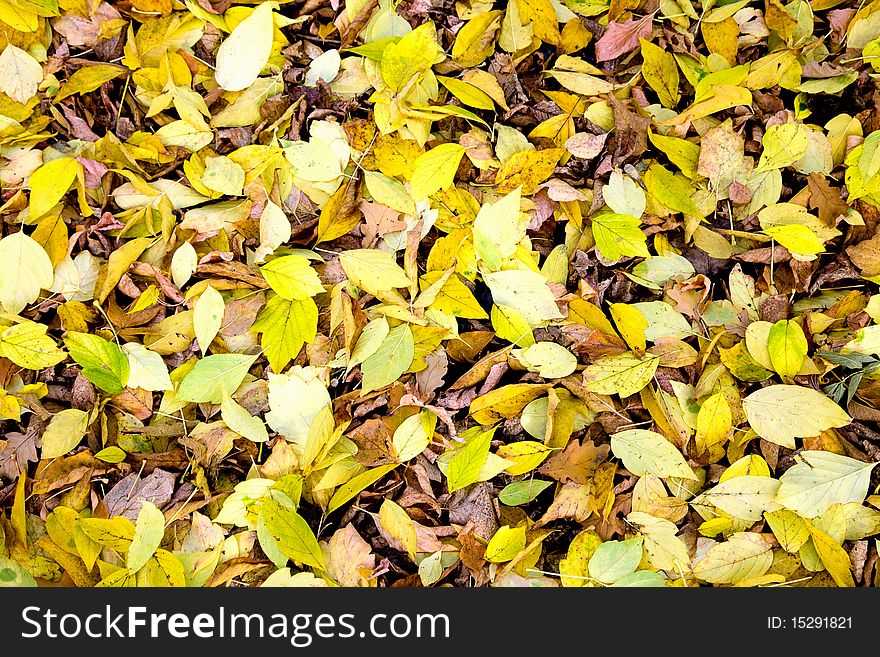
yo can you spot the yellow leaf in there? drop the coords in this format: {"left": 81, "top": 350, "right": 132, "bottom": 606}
{"left": 470, "top": 383, "right": 550, "bottom": 425}
{"left": 495, "top": 148, "right": 564, "bottom": 194}
{"left": 215, "top": 2, "right": 275, "bottom": 91}
{"left": 497, "top": 441, "right": 554, "bottom": 475}
{"left": 766, "top": 319, "right": 808, "bottom": 378}
{"left": 483, "top": 269, "right": 563, "bottom": 324}
{"left": 438, "top": 75, "right": 495, "bottom": 110}
{"left": 809, "top": 526, "right": 855, "bottom": 587}
{"left": 583, "top": 352, "right": 659, "bottom": 398}
{"left": 410, "top": 143, "right": 465, "bottom": 200}
{"left": 764, "top": 0, "right": 798, "bottom": 42}
{"left": 382, "top": 22, "right": 443, "bottom": 92}
{"left": 499, "top": 0, "right": 534, "bottom": 53}
{"left": 28, "top": 157, "right": 81, "bottom": 221}
{"left": 764, "top": 509, "right": 810, "bottom": 553}
{"left": 473, "top": 187, "right": 526, "bottom": 270}
{"left": 54, "top": 64, "right": 126, "bottom": 103}
{"left": 701, "top": 17, "right": 739, "bottom": 64}
{"left": 610, "top": 428, "right": 697, "bottom": 480}
{"left": 193, "top": 284, "right": 224, "bottom": 354}
{"left": 609, "top": 302, "right": 647, "bottom": 351}
{"left": 339, "top": 249, "right": 412, "bottom": 297}
{"left": 693, "top": 533, "right": 773, "bottom": 584}
{"left": 0, "top": 320, "right": 65, "bottom": 369}
{"left": 516, "top": 0, "right": 560, "bottom": 46}
{"left": 671, "top": 85, "right": 752, "bottom": 124}
{"left": 639, "top": 38, "right": 679, "bottom": 108}
{"left": 485, "top": 525, "right": 527, "bottom": 562}
{"left": 378, "top": 499, "right": 417, "bottom": 560}
{"left": 418, "top": 270, "right": 487, "bottom": 319}
{"left": 491, "top": 303, "right": 535, "bottom": 346}
{"left": 451, "top": 11, "right": 502, "bottom": 67}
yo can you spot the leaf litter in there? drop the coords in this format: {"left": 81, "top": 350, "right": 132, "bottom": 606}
{"left": 0, "top": 0, "right": 880, "bottom": 588}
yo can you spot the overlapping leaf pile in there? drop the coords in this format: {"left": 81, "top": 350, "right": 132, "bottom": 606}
{"left": 1, "top": 0, "right": 880, "bottom": 589}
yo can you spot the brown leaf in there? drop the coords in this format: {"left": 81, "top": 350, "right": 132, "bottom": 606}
{"left": 447, "top": 483, "right": 498, "bottom": 540}
{"left": 349, "top": 419, "right": 397, "bottom": 466}
{"left": 535, "top": 482, "right": 592, "bottom": 525}
{"left": 103, "top": 469, "right": 176, "bottom": 520}
{"left": 0, "top": 432, "right": 38, "bottom": 481}
{"left": 322, "top": 525, "right": 377, "bottom": 586}
{"left": 807, "top": 173, "right": 849, "bottom": 224}
{"left": 847, "top": 234, "right": 880, "bottom": 278}
{"left": 538, "top": 438, "right": 610, "bottom": 484}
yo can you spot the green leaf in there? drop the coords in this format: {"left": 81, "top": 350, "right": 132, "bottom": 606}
{"left": 252, "top": 296, "right": 318, "bottom": 372}
{"left": 588, "top": 537, "right": 643, "bottom": 584}
{"left": 0, "top": 558, "right": 37, "bottom": 587}
{"left": 260, "top": 497, "right": 325, "bottom": 570}
{"left": 610, "top": 429, "right": 697, "bottom": 480}
{"left": 327, "top": 464, "right": 398, "bottom": 514}
{"left": 591, "top": 213, "right": 649, "bottom": 261}
{"left": 177, "top": 353, "right": 258, "bottom": 403}
{"left": 447, "top": 427, "right": 493, "bottom": 492}
{"left": 63, "top": 332, "right": 129, "bottom": 394}
{"left": 766, "top": 319, "right": 808, "bottom": 378}
{"left": 361, "top": 323, "right": 414, "bottom": 394}
{"left": 499, "top": 479, "right": 553, "bottom": 506}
